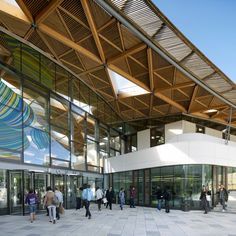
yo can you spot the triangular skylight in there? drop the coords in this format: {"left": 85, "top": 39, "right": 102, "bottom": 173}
{"left": 3, "top": 0, "right": 29, "bottom": 21}
{"left": 108, "top": 68, "right": 149, "bottom": 97}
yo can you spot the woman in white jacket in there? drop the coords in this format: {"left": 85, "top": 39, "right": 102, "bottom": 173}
{"left": 95, "top": 187, "right": 103, "bottom": 211}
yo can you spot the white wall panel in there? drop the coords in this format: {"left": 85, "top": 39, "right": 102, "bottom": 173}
{"left": 105, "top": 133, "right": 236, "bottom": 173}
{"left": 137, "top": 129, "right": 150, "bottom": 150}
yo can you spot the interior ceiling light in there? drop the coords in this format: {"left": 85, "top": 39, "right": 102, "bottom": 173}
{"left": 108, "top": 68, "right": 149, "bottom": 97}
{"left": 204, "top": 109, "right": 218, "bottom": 113}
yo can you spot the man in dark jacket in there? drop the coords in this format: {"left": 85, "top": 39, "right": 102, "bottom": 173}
{"left": 156, "top": 186, "right": 163, "bottom": 211}
{"left": 218, "top": 184, "right": 228, "bottom": 212}
{"left": 106, "top": 186, "right": 114, "bottom": 210}
{"left": 163, "top": 188, "right": 171, "bottom": 213}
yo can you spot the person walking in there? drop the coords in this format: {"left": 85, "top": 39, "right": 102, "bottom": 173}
{"left": 156, "top": 186, "right": 163, "bottom": 211}
{"left": 200, "top": 186, "right": 208, "bottom": 214}
{"left": 119, "top": 188, "right": 125, "bottom": 210}
{"left": 130, "top": 186, "right": 136, "bottom": 208}
{"left": 106, "top": 187, "right": 114, "bottom": 210}
{"left": 163, "top": 188, "right": 171, "bottom": 213}
{"left": 44, "top": 186, "right": 57, "bottom": 224}
{"left": 95, "top": 186, "right": 103, "bottom": 211}
{"left": 55, "top": 187, "right": 63, "bottom": 220}
{"left": 82, "top": 184, "right": 93, "bottom": 219}
{"left": 219, "top": 184, "right": 228, "bottom": 212}
{"left": 76, "top": 187, "right": 83, "bottom": 210}
{"left": 25, "top": 189, "right": 38, "bottom": 223}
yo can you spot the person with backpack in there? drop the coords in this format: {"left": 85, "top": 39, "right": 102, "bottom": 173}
{"left": 43, "top": 186, "right": 57, "bottom": 224}
{"left": 25, "top": 189, "right": 38, "bottom": 223}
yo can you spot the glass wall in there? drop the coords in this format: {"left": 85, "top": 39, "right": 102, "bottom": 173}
{"left": 112, "top": 164, "right": 212, "bottom": 210}
{"left": 0, "top": 30, "right": 122, "bottom": 173}
{"left": 0, "top": 170, "right": 8, "bottom": 215}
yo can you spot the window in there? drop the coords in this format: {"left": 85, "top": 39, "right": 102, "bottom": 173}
{"left": 150, "top": 126, "right": 165, "bottom": 147}
{"left": 196, "top": 125, "right": 205, "bottom": 134}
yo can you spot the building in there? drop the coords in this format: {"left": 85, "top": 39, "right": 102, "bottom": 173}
{"left": 0, "top": 0, "right": 236, "bottom": 215}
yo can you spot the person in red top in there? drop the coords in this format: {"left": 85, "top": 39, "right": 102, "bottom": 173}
{"left": 130, "top": 186, "right": 136, "bottom": 208}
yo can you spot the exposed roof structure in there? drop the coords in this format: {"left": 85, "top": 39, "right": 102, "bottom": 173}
{"left": 0, "top": 0, "right": 236, "bottom": 127}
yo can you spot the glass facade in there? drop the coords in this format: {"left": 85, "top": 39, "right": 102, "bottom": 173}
{"left": 0, "top": 31, "right": 122, "bottom": 173}
{"left": 111, "top": 164, "right": 214, "bottom": 210}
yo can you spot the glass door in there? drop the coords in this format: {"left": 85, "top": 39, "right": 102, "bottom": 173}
{"left": 34, "top": 173, "right": 47, "bottom": 211}
{"left": 9, "top": 170, "right": 23, "bottom": 215}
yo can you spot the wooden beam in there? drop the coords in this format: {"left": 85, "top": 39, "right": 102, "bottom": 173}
{"left": 15, "top": 0, "right": 33, "bottom": 22}
{"left": 147, "top": 48, "right": 154, "bottom": 91}
{"left": 105, "top": 67, "right": 117, "bottom": 99}
{"left": 107, "top": 43, "right": 146, "bottom": 64}
{"left": 38, "top": 24, "right": 102, "bottom": 64}
{"left": 98, "top": 18, "right": 116, "bottom": 33}
{"left": 58, "top": 6, "right": 90, "bottom": 30}
{"left": 61, "top": 59, "right": 84, "bottom": 72}
{"left": 188, "top": 85, "right": 198, "bottom": 113}
{"left": 78, "top": 65, "right": 104, "bottom": 76}
{"left": 35, "top": 0, "right": 63, "bottom": 24}
{"left": 155, "top": 81, "right": 195, "bottom": 93}
{"left": 37, "top": 30, "right": 60, "bottom": 61}
{"left": 108, "top": 64, "right": 151, "bottom": 92}
{"left": 81, "top": 0, "right": 106, "bottom": 63}
{"left": 154, "top": 92, "right": 187, "bottom": 113}
{"left": 149, "top": 94, "right": 154, "bottom": 116}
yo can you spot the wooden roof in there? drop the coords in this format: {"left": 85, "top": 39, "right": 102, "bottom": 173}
{"left": 0, "top": 0, "right": 236, "bottom": 127}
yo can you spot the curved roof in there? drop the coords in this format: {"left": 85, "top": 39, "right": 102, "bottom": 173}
{"left": 0, "top": 0, "right": 235, "bottom": 127}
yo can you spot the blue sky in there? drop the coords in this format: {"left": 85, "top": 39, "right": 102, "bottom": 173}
{"left": 153, "top": 0, "right": 236, "bottom": 83}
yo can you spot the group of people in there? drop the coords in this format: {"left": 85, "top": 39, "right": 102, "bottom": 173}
{"left": 200, "top": 184, "right": 228, "bottom": 214}
{"left": 25, "top": 183, "right": 230, "bottom": 223}
{"left": 25, "top": 186, "right": 64, "bottom": 224}
{"left": 155, "top": 186, "right": 171, "bottom": 213}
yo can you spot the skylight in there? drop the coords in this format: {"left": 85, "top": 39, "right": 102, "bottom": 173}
{"left": 108, "top": 68, "right": 149, "bottom": 97}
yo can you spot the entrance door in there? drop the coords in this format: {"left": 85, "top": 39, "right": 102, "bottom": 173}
{"left": 9, "top": 171, "right": 23, "bottom": 215}
{"left": 34, "top": 173, "right": 47, "bottom": 211}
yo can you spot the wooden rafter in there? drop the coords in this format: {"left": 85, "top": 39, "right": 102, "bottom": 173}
{"left": 24, "top": 27, "right": 34, "bottom": 40}
{"left": 99, "top": 34, "right": 122, "bottom": 52}
{"left": 98, "top": 18, "right": 116, "bottom": 33}
{"left": 188, "top": 85, "right": 198, "bottom": 112}
{"left": 154, "top": 92, "right": 187, "bottom": 113}
{"left": 154, "top": 71, "right": 172, "bottom": 86}
{"left": 15, "top": 0, "right": 33, "bottom": 22}
{"left": 107, "top": 43, "right": 146, "bottom": 64}
{"left": 156, "top": 81, "right": 195, "bottom": 92}
{"left": 35, "top": 0, "right": 63, "bottom": 24}
{"left": 56, "top": 9, "right": 74, "bottom": 40}
{"left": 81, "top": 0, "right": 106, "bottom": 63}
{"left": 78, "top": 65, "right": 104, "bottom": 76}
{"left": 119, "top": 100, "right": 147, "bottom": 117}
{"left": 61, "top": 59, "right": 84, "bottom": 72}
{"left": 149, "top": 94, "right": 154, "bottom": 116}
{"left": 38, "top": 24, "right": 102, "bottom": 64}
{"left": 147, "top": 48, "right": 153, "bottom": 91}
{"left": 108, "top": 64, "right": 151, "bottom": 92}
{"left": 58, "top": 6, "right": 90, "bottom": 30}
{"left": 37, "top": 30, "right": 60, "bottom": 61}
{"left": 105, "top": 67, "right": 117, "bottom": 99}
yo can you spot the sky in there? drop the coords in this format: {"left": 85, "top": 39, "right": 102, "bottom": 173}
{"left": 153, "top": 0, "right": 236, "bottom": 83}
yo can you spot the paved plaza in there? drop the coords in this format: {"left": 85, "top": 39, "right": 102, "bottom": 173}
{"left": 1, "top": 204, "right": 236, "bottom": 236}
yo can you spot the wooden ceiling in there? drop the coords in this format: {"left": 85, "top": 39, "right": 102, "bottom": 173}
{"left": 0, "top": 0, "right": 236, "bottom": 126}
